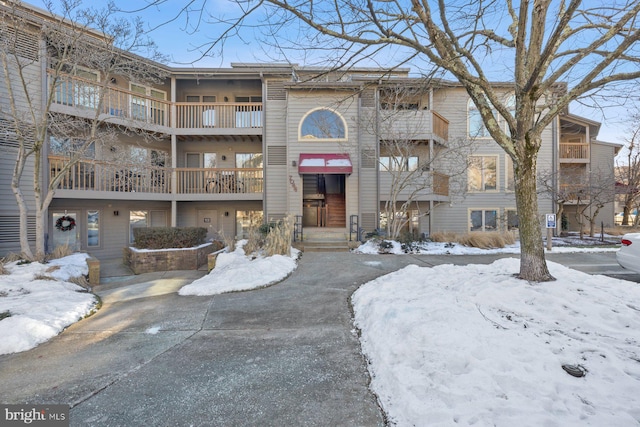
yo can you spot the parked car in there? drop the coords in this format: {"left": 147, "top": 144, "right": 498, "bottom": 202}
{"left": 614, "top": 210, "right": 638, "bottom": 225}
{"left": 616, "top": 233, "right": 640, "bottom": 273}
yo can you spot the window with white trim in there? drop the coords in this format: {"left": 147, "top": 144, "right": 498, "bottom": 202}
{"left": 468, "top": 98, "right": 491, "bottom": 138}
{"left": 299, "top": 108, "right": 346, "bottom": 140}
{"left": 130, "top": 83, "right": 167, "bottom": 125}
{"left": 379, "top": 156, "right": 419, "bottom": 172}
{"left": 470, "top": 209, "right": 498, "bottom": 232}
{"left": 468, "top": 156, "right": 497, "bottom": 191}
{"left": 506, "top": 155, "right": 515, "bottom": 191}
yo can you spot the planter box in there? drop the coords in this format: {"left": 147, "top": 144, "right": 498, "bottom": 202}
{"left": 123, "top": 242, "right": 219, "bottom": 274}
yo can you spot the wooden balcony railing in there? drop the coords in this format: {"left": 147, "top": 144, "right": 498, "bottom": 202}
{"left": 49, "top": 71, "right": 171, "bottom": 127}
{"left": 559, "top": 183, "right": 589, "bottom": 201}
{"left": 48, "top": 72, "right": 263, "bottom": 131}
{"left": 560, "top": 143, "right": 589, "bottom": 160}
{"left": 432, "top": 111, "right": 449, "bottom": 142}
{"left": 175, "top": 168, "right": 263, "bottom": 194}
{"left": 379, "top": 109, "right": 449, "bottom": 143}
{"left": 175, "top": 103, "right": 262, "bottom": 129}
{"left": 49, "top": 156, "right": 263, "bottom": 195}
{"left": 432, "top": 171, "right": 449, "bottom": 196}
{"left": 49, "top": 156, "right": 171, "bottom": 193}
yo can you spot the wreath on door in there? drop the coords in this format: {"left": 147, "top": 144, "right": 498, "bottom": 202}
{"left": 55, "top": 215, "right": 76, "bottom": 232}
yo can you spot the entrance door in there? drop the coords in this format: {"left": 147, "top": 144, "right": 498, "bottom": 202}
{"left": 197, "top": 210, "right": 218, "bottom": 241}
{"left": 302, "top": 174, "right": 345, "bottom": 227}
{"left": 52, "top": 212, "right": 79, "bottom": 251}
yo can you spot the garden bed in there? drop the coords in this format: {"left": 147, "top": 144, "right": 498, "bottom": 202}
{"left": 123, "top": 242, "right": 222, "bottom": 274}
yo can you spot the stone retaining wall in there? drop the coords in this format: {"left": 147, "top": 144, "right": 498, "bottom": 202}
{"left": 123, "top": 243, "right": 217, "bottom": 274}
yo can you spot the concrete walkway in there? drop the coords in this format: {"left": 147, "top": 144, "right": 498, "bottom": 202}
{"left": 0, "top": 252, "right": 433, "bottom": 426}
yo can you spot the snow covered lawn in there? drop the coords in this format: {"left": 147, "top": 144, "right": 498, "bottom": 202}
{"left": 352, "top": 258, "right": 640, "bottom": 426}
{"left": 0, "top": 253, "right": 98, "bottom": 355}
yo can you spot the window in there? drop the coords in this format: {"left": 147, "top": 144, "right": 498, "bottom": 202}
{"left": 379, "top": 156, "right": 419, "bottom": 172}
{"left": 235, "top": 96, "right": 262, "bottom": 128}
{"left": 236, "top": 153, "right": 263, "bottom": 168}
{"left": 87, "top": 210, "right": 99, "bottom": 247}
{"left": 506, "top": 155, "right": 515, "bottom": 191}
{"left": 129, "top": 210, "right": 148, "bottom": 244}
{"left": 129, "top": 210, "right": 167, "bottom": 244}
{"left": 130, "top": 83, "right": 167, "bottom": 125}
{"left": 505, "top": 95, "right": 516, "bottom": 135}
{"left": 49, "top": 137, "right": 95, "bottom": 159}
{"left": 468, "top": 98, "right": 492, "bottom": 138}
{"left": 187, "top": 95, "right": 217, "bottom": 126}
{"left": 185, "top": 152, "right": 215, "bottom": 167}
{"left": 54, "top": 65, "right": 99, "bottom": 108}
{"left": 470, "top": 209, "right": 497, "bottom": 232}
{"left": 300, "top": 108, "right": 346, "bottom": 139}
{"left": 468, "top": 156, "right": 497, "bottom": 191}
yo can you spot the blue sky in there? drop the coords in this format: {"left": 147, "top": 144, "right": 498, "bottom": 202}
{"left": 31, "top": 0, "right": 632, "bottom": 145}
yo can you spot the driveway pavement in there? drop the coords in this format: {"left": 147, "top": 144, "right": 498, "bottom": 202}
{"left": 0, "top": 252, "right": 432, "bottom": 427}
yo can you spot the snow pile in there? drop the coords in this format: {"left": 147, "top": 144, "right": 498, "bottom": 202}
{"left": 0, "top": 253, "right": 97, "bottom": 355}
{"left": 352, "top": 258, "right": 640, "bottom": 426}
{"left": 179, "top": 242, "right": 299, "bottom": 296}
{"left": 355, "top": 239, "right": 619, "bottom": 255}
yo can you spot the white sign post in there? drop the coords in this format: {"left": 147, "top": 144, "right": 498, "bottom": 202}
{"left": 545, "top": 214, "right": 556, "bottom": 251}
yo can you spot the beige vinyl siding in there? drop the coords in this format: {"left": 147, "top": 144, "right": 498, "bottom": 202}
{"left": 263, "top": 81, "right": 288, "bottom": 219}
{"left": 0, "top": 56, "right": 42, "bottom": 254}
{"left": 590, "top": 142, "right": 618, "bottom": 227}
{"left": 431, "top": 87, "right": 556, "bottom": 233}
{"left": 177, "top": 200, "right": 262, "bottom": 234}
{"left": 48, "top": 199, "right": 172, "bottom": 259}
{"left": 284, "top": 90, "right": 361, "bottom": 219}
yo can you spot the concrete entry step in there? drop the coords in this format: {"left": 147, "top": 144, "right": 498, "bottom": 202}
{"left": 294, "top": 227, "right": 357, "bottom": 252}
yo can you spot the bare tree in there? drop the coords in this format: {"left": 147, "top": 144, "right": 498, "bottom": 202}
{"left": 0, "top": 1, "right": 167, "bottom": 260}
{"left": 539, "top": 165, "right": 616, "bottom": 238}
{"left": 144, "top": 0, "right": 640, "bottom": 281}
{"left": 616, "top": 111, "right": 640, "bottom": 226}
{"left": 576, "top": 166, "right": 617, "bottom": 238}
{"left": 370, "top": 84, "right": 473, "bottom": 239}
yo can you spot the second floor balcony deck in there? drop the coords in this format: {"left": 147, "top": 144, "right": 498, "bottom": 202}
{"left": 559, "top": 143, "right": 590, "bottom": 162}
{"left": 49, "top": 156, "right": 263, "bottom": 200}
{"left": 379, "top": 110, "right": 449, "bottom": 144}
{"left": 378, "top": 170, "right": 450, "bottom": 201}
{"left": 48, "top": 72, "right": 263, "bottom": 135}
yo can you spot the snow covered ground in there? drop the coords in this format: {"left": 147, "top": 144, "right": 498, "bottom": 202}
{"left": 352, "top": 258, "right": 640, "bottom": 426}
{"left": 0, "top": 253, "right": 97, "bottom": 355}
{"left": 1, "top": 238, "right": 638, "bottom": 426}
{"left": 179, "top": 241, "right": 300, "bottom": 296}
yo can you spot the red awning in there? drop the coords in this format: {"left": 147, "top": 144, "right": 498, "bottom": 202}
{"left": 298, "top": 153, "right": 352, "bottom": 174}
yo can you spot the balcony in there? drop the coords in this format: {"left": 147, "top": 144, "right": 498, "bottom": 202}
{"left": 48, "top": 72, "right": 263, "bottom": 135}
{"left": 559, "top": 183, "right": 589, "bottom": 203}
{"left": 49, "top": 72, "right": 171, "bottom": 132}
{"left": 175, "top": 168, "right": 264, "bottom": 195}
{"left": 379, "top": 170, "right": 449, "bottom": 201}
{"left": 379, "top": 110, "right": 449, "bottom": 143}
{"left": 49, "top": 156, "right": 263, "bottom": 199}
{"left": 175, "top": 103, "right": 262, "bottom": 136}
{"left": 559, "top": 143, "right": 589, "bottom": 163}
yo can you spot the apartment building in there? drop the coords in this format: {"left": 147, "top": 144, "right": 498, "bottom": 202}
{"left": 0, "top": 2, "right": 619, "bottom": 259}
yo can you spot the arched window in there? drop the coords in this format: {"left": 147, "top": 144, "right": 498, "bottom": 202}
{"left": 468, "top": 98, "right": 491, "bottom": 138}
{"left": 299, "top": 108, "right": 346, "bottom": 140}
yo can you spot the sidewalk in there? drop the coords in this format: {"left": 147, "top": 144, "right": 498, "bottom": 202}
{"left": 0, "top": 252, "right": 428, "bottom": 426}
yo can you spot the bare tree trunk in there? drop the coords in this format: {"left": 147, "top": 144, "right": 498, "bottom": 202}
{"left": 515, "top": 148, "right": 554, "bottom": 281}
